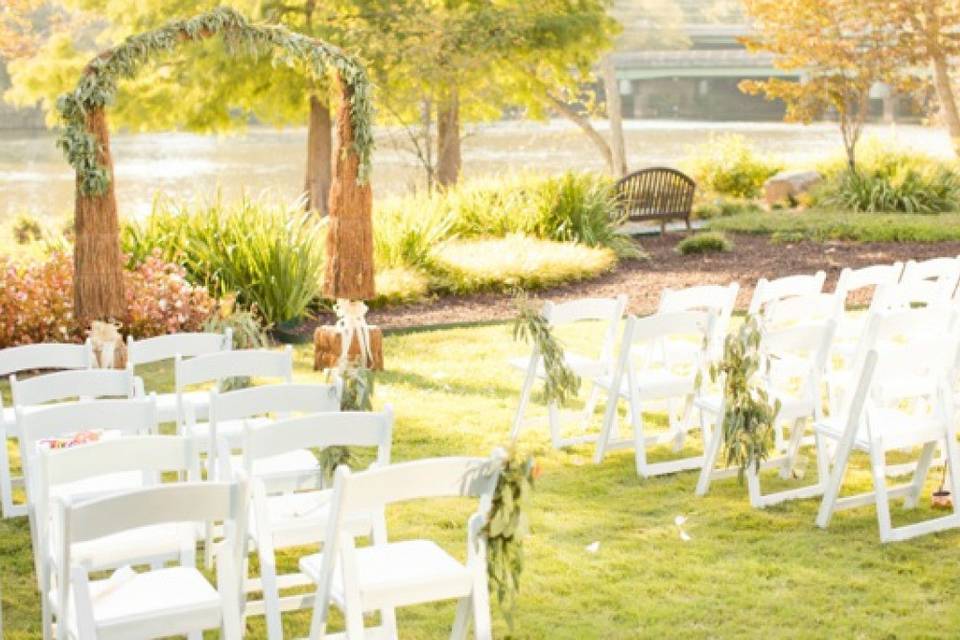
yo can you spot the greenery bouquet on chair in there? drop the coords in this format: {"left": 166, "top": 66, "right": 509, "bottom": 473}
{"left": 708, "top": 316, "right": 781, "bottom": 483}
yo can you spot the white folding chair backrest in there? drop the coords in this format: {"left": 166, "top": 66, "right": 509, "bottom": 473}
{"left": 242, "top": 408, "right": 393, "bottom": 493}
{"left": 760, "top": 321, "right": 835, "bottom": 415}
{"left": 872, "top": 280, "right": 952, "bottom": 312}
{"left": 210, "top": 382, "right": 341, "bottom": 425}
{"left": 126, "top": 330, "right": 233, "bottom": 367}
{"left": 11, "top": 368, "right": 136, "bottom": 407}
{"left": 748, "top": 271, "right": 826, "bottom": 316}
{"left": 856, "top": 307, "right": 957, "bottom": 386}
{"left": 763, "top": 293, "right": 839, "bottom": 330}
{"left": 176, "top": 347, "right": 293, "bottom": 390}
{"left": 17, "top": 397, "right": 159, "bottom": 482}
{"left": 902, "top": 256, "right": 960, "bottom": 298}
{"left": 657, "top": 283, "right": 739, "bottom": 356}
{"left": 0, "top": 341, "right": 92, "bottom": 377}
{"left": 835, "top": 263, "right": 904, "bottom": 307}
{"left": 55, "top": 479, "right": 248, "bottom": 640}
{"left": 542, "top": 295, "right": 627, "bottom": 365}
{"left": 624, "top": 310, "right": 715, "bottom": 371}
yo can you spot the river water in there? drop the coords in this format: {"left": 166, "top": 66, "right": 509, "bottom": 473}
{"left": 0, "top": 119, "right": 953, "bottom": 222}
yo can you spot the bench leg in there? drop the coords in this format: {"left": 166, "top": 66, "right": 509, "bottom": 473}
{"left": 685, "top": 216, "right": 692, "bottom": 231}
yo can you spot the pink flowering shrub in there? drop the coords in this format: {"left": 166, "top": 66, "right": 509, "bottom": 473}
{"left": 0, "top": 251, "right": 217, "bottom": 348}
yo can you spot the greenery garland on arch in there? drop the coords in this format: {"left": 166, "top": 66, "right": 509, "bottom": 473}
{"left": 56, "top": 6, "right": 374, "bottom": 195}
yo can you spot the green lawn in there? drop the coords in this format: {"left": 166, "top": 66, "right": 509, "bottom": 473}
{"left": 3, "top": 322, "right": 960, "bottom": 638}
{"left": 708, "top": 209, "right": 960, "bottom": 243}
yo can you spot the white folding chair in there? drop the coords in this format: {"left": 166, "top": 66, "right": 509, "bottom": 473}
{"left": 594, "top": 310, "right": 715, "bottom": 477}
{"left": 815, "top": 318, "right": 960, "bottom": 542}
{"left": 52, "top": 478, "right": 248, "bottom": 640}
{"left": 510, "top": 295, "right": 627, "bottom": 448}
{"left": 747, "top": 271, "right": 826, "bottom": 317}
{"left": 176, "top": 346, "right": 293, "bottom": 443}
{"left": 36, "top": 434, "right": 202, "bottom": 640}
{"left": 657, "top": 282, "right": 740, "bottom": 360}
{"left": 127, "top": 330, "right": 233, "bottom": 424}
{"left": 901, "top": 256, "right": 960, "bottom": 300}
{"left": 240, "top": 409, "right": 393, "bottom": 640}
{"left": 299, "top": 456, "right": 499, "bottom": 640}
{"left": 0, "top": 341, "right": 93, "bottom": 518}
{"left": 696, "top": 319, "right": 836, "bottom": 507}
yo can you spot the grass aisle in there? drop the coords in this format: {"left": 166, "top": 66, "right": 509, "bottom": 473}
{"left": 3, "top": 322, "right": 960, "bottom": 638}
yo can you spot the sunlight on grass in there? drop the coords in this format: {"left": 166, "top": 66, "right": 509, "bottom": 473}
{"left": 2, "top": 321, "right": 960, "bottom": 638}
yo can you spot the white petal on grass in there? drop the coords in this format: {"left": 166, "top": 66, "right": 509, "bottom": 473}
{"left": 674, "top": 515, "right": 686, "bottom": 527}
{"left": 585, "top": 541, "right": 600, "bottom": 554}
{"left": 679, "top": 530, "right": 692, "bottom": 542}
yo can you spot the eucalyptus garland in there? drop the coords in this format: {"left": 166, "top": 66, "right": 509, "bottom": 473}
{"left": 483, "top": 448, "right": 538, "bottom": 635}
{"left": 512, "top": 294, "right": 581, "bottom": 407}
{"left": 56, "top": 6, "right": 374, "bottom": 195}
{"left": 709, "top": 316, "right": 781, "bottom": 483}
{"left": 319, "top": 361, "right": 374, "bottom": 481}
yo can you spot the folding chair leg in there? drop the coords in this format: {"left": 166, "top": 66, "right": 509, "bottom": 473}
{"left": 816, "top": 436, "right": 855, "bottom": 529}
{"left": 695, "top": 406, "right": 723, "bottom": 497}
{"left": 0, "top": 429, "right": 17, "bottom": 518}
{"left": 632, "top": 399, "right": 649, "bottom": 478}
{"left": 548, "top": 402, "right": 562, "bottom": 449}
{"left": 869, "top": 442, "right": 895, "bottom": 543}
{"left": 672, "top": 394, "right": 695, "bottom": 452}
{"left": 904, "top": 441, "right": 937, "bottom": 509}
{"left": 259, "top": 544, "right": 284, "bottom": 640}
{"left": 746, "top": 465, "right": 763, "bottom": 509}
{"left": 580, "top": 383, "right": 600, "bottom": 429}
{"left": 510, "top": 359, "right": 538, "bottom": 441}
{"left": 471, "top": 582, "right": 493, "bottom": 640}
{"left": 41, "top": 587, "right": 53, "bottom": 640}
{"left": 814, "top": 432, "right": 830, "bottom": 489}
{"left": 946, "top": 434, "right": 960, "bottom": 518}
{"left": 450, "top": 597, "right": 471, "bottom": 640}
{"left": 780, "top": 418, "right": 807, "bottom": 480}
{"left": 595, "top": 389, "right": 621, "bottom": 464}
{"left": 380, "top": 606, "right": 398, "bottom": 639}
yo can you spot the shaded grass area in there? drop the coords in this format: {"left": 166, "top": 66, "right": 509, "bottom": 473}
{"left": 708, "top": 209, "right": 960, "bottom": 243}
{"left": 3, "top": 322, "right": 960, "bottom": 638}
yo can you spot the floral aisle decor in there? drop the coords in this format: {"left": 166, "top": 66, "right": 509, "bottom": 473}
{"left": 708, "top": 316, "right": 780, "bottom": 483}
{"left": 319, "top": 361, "right": 375, "bottom": 481}
{"left": 511, "top": 293, "right": 581, "bottom": 407}
{"left": 482, "top": 446, "right": 539, "bottom": 635}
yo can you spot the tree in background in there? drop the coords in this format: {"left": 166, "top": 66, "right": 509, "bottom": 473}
{"left": 0, "top": 0, "right": 43, "bottom": 60}
{"left": 882, "top": 1, "right": 960, "bottom": 157}
{"left": 740, "top": 0, "right": 910, "bottom": 172}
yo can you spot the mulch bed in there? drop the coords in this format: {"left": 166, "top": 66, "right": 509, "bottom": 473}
{"left": 313, "top": 233, "right": 960, "bottom": 332}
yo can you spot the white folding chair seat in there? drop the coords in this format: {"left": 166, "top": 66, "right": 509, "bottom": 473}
{"left": 0, "top": 341, "right": 93, "bottom": 518}
{"left": 57, "top": 566, "right": 223, "bottom": 640}
{"left": 595, "top": 310, "right": 715, "bottom": 478}
{"left": 239, "top": 409, "right": 392, "bottom": 640}
{"left": 300, "top": 456, "right": 498, "bottom": 640}
{"left": 127, "top": 331, "right": 232, "bottom": 424}
{"left": 300, "top": 539, "right": 473, "bottom": 612}
{"left": 510, "top": 295, "right": 627, "bottom": 449}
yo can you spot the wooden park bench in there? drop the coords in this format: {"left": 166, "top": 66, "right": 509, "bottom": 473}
{"left": 614, "top": 167, "right": 696, "bottom": 234}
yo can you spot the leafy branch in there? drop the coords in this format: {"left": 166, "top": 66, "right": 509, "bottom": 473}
{"left": 512, "top": 294, "right": 581, "bottom": 407}
{"left": 709, "top": 316, "right": 780, "bottom": 483}
{"left": 483, "top": 447, "right": 539, "bottom": 636}
{"left": 319, "top": 361, "right": 374, "bottom": 481}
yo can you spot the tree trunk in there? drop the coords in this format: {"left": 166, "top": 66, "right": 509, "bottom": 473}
{"left": 602, "top": 55, "right": 628, "bottom": 177}
{"left": 75, "top": 106, "right": 126, "bottom": 322}
{"left": 436, "top": 87, "right": 461, "bottom": 188}
{"left": 546, "top": 92, "right": 614, "bottom": 172}
{"left": 304, "top": 94, "right": 332, "bottom": 215}
{"left": 323, "top": 75, "right": 375, "bottom": 301}
{"left": 932, "top": 51, "right": 960, "bottom": 157}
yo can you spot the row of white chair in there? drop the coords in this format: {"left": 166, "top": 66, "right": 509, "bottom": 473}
{"left": 510, "top": 255, "right": 960, "bottom": 542}
{"left": 9, "top": 343, "right": 499, "bottom": 639}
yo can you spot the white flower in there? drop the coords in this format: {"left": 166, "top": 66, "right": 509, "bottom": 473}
{"left": 585, "top": 541, "right": 600, "bottom": 554}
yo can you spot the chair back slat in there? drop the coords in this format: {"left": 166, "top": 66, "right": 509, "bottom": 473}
{"left": 614, "top": 167, "right": 695, "bottom": 222}
{"left": 543, "top": 295, "right": 627, "bottom": 326}
{"left": 62, "top": 480, "right": 244, "bottom": 544}
{"left": 17, "top": 397, "right": 158, "bottom": 448}
{"left": 176, "top": 347, "right": 293, "bottom": 389}
{"left": 38, "top": 435, "right": 199, "bottom": 487}
{"left": 210, "top": 382, "right": 341, "bottom": 423}
{"left": 127, "top": 330, "right": 232, "bottom": 366}
{"left": 626, "top": 310, "right": 714, "bottom": 344}
{"left": 339, "top": 457, "right": 497, "bottom": 512}
{"left": 244, "top": 409, "right": 392, "bottom": 464}
{"left": 835, "top": 263, "right": 904, "bottom": 300}
{"left": 0, "top": 341, "right": 92, "bottom": 377}
{"left": 749, "top": 272, "right": 826, "bottom": 315}
{"left": 11, "top": 369, "right": 135, "bottom": 407}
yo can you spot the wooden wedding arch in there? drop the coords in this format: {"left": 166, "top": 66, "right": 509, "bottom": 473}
{"left": 56, "top": 7, "right": 375, "bottom": 321}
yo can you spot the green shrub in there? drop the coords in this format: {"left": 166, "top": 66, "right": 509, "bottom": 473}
{"left": 124, "top": 194, "right": 326, "bottom": 325}
{"left": 693, "top": 196, "right": 764, "bottom": 219}
{"left": 675, "top": 231, "right": 732, "bottom": 255}
{"left": 430, "top": 235, "right": 616, "bottom": 293}
{"left": 373, "top": 267, "right": 430, "bottom": 306}
{"left": 685, "top": 134, "right": 782, "bottom": 199}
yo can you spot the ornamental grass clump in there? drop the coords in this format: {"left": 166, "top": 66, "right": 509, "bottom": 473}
{"left": 708, "top": 316, "right": 780, "bottom": 483}
{"left": 676, "top": 231, "right": 733, "bottom": 255}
